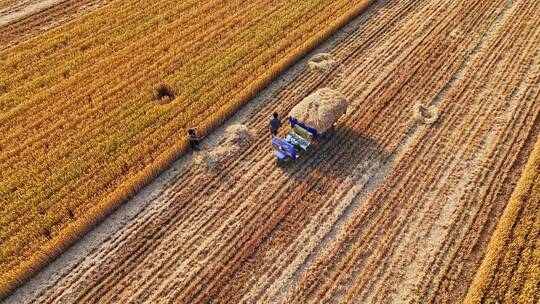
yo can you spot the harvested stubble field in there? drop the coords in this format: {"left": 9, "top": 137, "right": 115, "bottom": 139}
{"left": 6, "top": 0, "right": 538, "bottom": 302}
{"left": 0, "top": 0, "right": 374, "bottom": 296}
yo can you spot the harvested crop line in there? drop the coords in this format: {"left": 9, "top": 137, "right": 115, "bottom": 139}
{"left": 0, "top": 0, "right": 375, "bottom": 297}
{"left": 7, "top": 0, "right": 537, "bottom": 303}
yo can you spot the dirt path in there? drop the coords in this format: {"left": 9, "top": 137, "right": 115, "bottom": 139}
{"left": 0, "top": 0, "right": 65, "bottom": 26}
{"left": 5, "top": 0, "right": 539, "bottom": 302}
{"left": 0, "top": 0, "right": 111, "bottom": 50}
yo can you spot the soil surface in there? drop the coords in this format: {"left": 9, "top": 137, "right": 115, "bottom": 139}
{"left": 5, "top": 0, "right": 539, "bottom": 302}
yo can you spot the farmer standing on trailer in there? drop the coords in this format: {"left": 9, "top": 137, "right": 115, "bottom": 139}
{"left": 188, "top": 127, "right": 199, "bottom": 150}
{"left": 269, "top": 112, "right": 281, "bottom": 137}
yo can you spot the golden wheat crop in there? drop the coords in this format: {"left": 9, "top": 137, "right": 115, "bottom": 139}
{"left": 10, "top": 0, "right": 539, "bottom": 302}
{"left": 464, "top": 135, "right": 540, "bottom": 304}
{"left": 0, "top": 0, "right": 374, "bottom": 297}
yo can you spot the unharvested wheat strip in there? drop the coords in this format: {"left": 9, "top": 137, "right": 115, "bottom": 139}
{"left": 478, "top": 90, "right": 539, "bottom": 303}
{"left": 429, "top": 49, "right": 539, "bottom": 303}
{"left": 468, "top": 130, "right": 540, "bottom": 302}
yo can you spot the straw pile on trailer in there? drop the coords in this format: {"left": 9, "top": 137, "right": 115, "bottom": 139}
{"left": 289, "top": 88, "right": 348, "bottom": 131}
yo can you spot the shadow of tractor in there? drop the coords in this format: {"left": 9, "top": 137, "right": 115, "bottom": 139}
{"left": 276, "top": 124, "right": 388, "bottom": 184}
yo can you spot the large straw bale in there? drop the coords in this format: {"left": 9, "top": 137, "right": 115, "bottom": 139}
{"left": 289, "top": 88, "right": 348, "bottom": 131}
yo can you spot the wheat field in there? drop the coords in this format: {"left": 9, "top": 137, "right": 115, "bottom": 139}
{"left": 0, "top": 0, "right": 373, "bottom": 296}
{"left": 16, "top": 0, "right": 539, "bottom": 302}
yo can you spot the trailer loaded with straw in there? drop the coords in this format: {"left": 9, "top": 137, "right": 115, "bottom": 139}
{"left": 271, "top": 88, "right": 348, "bottom": 164}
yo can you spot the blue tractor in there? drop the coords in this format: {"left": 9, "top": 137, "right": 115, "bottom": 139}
{"left": 271, "top": 88, "right": 348, "bottom": 165}
{"left": 272, "top": 118, "right": 336, "bottom": 164}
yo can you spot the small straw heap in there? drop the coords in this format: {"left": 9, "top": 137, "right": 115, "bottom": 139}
{"left": 308, "top": 53, "right": 337, "bottom": 74}
{"left": 414, "top": 103, "right": 439, "bottom": 124}
{"left": 194, "top": 124, "right": 254, "bottom": 172}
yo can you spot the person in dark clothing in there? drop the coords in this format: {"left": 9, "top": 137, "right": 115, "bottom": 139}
{"left": 269, "top": 112, "right": 281, "bottom": 137}
{"left": 188, "top": 127, "right": 199, "bottom": 150}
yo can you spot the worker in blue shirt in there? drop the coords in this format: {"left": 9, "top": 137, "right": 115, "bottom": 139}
{"left": 269, "top": 112, "right": 281, "bottom": 136}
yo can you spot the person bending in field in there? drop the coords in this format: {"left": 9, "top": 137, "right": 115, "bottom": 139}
{"left": 188, "top": 127, "right": 199, "bottom": 150}
{"left": 269, "top": 112, "right": 281, "bottom": 137}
